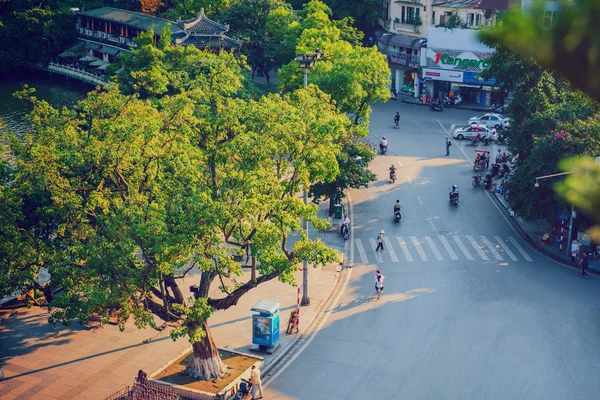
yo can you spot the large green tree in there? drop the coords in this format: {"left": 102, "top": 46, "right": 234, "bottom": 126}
{"left": 224, "top": 0, "right": 290, "bottom": 83}
{"left": 3, "top": 43, "right": 347, "bottom": 379}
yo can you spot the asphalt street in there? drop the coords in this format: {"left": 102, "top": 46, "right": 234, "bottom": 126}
{"left": 264, "top": 101, "right": 600, "bottom": 400}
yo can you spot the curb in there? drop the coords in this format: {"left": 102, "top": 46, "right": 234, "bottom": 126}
{"left": 395, "top": 98, "right": 490, "bottom": 112}
{"left": 488, "top": 190, "right": 600, "bottom": 276}
{"left": 262, "top": 195, "right": 351, "bottom": 376}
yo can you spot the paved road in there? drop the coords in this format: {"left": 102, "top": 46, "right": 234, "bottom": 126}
{"left": 264, "top": 101, "right": 600, "bottom": 399}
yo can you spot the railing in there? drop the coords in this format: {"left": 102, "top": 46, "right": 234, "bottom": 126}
{"left": 47, "top": 62, "right": 108, "bottom": 86}
{"left": 76, "top": 25, "right": 138, "bottom": 50}
{"left": 104, "top": 386, "right": 130, "bottom": 400}
{"left": 377, "top": 47, "right": 420, "bottom": 68}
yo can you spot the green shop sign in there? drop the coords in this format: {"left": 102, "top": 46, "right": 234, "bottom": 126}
{"left": 435, "top": 52, "right": 490, "bottom": 70}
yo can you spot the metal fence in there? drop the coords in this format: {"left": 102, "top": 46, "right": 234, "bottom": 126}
{"left": 104, "top": 380, "right": 182, "bottom": 400}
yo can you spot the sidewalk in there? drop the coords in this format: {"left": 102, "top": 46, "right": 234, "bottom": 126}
{"left": 0, "top": 202, "right": 347, "bottom": 400}
{"left": 489, "top": 188, "right": 600, "bottom": 274}
{"left": 394, "top": 94, "right": 492, "bottom": 112}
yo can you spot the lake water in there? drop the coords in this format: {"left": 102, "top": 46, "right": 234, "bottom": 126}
{"left": 0, "top": 69, "right": 89, "bottom": 135}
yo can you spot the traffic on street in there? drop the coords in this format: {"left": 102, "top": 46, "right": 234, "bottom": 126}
{"left": 263, "top": 101, "right": 600, "bottom": 400}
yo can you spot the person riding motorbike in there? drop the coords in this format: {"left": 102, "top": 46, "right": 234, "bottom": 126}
{"left": 394, "top": 112, "right": 400, "bottom": 128}
{"left": 341, "top": 214, "right": 350, "bottom": 235}
{"left": 393, "top": 199, "right": 401, "bottom": 220}
{"left": 389, "top": 164, "right": 397, "bottom": 180}
{"left": 449, "top": 185, "right": 459, "bottom": 201}
{"left": 380, "top": 137, "right": 388, "bottom": 152}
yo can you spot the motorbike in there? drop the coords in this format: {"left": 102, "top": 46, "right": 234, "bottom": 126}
{"left": 494, "top": 134, "right": 506, "bottom": 145}
{"left": 390, "top": 170, "right": 397, "bottom": 183}
{"left": 449, "top": 190, "right": 459, "bottom": 205}
{"left": 490, "top": 163, "right": 500, "bottom": 176}
{"left": 490, "top": 103, "right": 506, "bottom": 113}
{"left": 499, "top": 164, "right": 510, "bottom": 179}
{"left": 484, "top": 173, "right": 493, "bottom": 189}
{"left": 379, "top": 143, "right": 388, "bottom": 154}
{"left": 340, "top": 224, "right": 350, "bottom": 240}
{"left": 429, "top": 103, "right": 443, "bottom": 112}
{"left": 472, "top": 173, "right": 482, "bottom": 187}
{"left": 234, "top": 379, "right": 252, "bottom": 399}
{"left": 444, "top": 95, "right": 462, "bottom": 107}
{"left": 394, "top": 209, "right": 402, "bottom": 223}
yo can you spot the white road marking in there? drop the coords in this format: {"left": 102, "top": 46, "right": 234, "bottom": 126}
{"left": 397, "top": 159, "right": 403, "bottom": 167}
{"left": 411, "top": 236, "right": 429, "bottom": 261}
{"left": 417, "top": 195, "right": 424, "bottom": 205}
{"left": 439, "top": 236, "right": 459, "bottom": 260}
{"left": 407, "top": 175, "right": 413, "bottom": 184}
{"left": 495, "top": 236, "right": 518, "bottom": 261}
{"left": 369, "top": 237, "right": 384, "bottom": 263}
{"left": 481, "top": 236, "right": 503, "bottom": 260}
{"left": 508, "top": 236, "right": 534, "bottom": 262}
{"left": 383, "top": 237, "right": 399, "bottom": 262}
{"left": 466, "top": 235, "right": 489, "bottom": 260}
{"left": 438, "top": 120, "right": 448, "bottom": 133}
{"left": 355, "top": 238, "right": 368, "bottom": 264}
{"left": 428, "top": 217, "right": 437, "bottom": 230}
{"left": 397, "top": 236, "right": 414, "bottom": 262}
{"left": 425, "top": 236, "right": 443, "bottom": 261}
{"left": 453, "top": 235, "right": 474, "bottom": 260}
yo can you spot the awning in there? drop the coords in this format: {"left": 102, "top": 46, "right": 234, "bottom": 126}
{"left": 89, "top": 59, "right": 108, "bottom": 67}
{"left": 378, "top": 33, "right": 422, "bottom": 49}
{"left": 97, "top": 63, "right": 110, "bottom": 71}
{"left": 99, "top": 47, "right": 120, "bottom": 56}
{"left": 85, "top": 42, "right": 101, "bottom": 51}
{"left": 58, "top": 43, "right": 86, "bottom": 58}
{"left": 79, "top": 55, "right": 100, "bottom": 62}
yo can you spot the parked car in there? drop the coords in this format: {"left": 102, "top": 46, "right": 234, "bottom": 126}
{"left": 469, "top": 113, "right": 510, "bottom": 130}
{"left": 452, "top": 124, "right": 491, "bottom": 140}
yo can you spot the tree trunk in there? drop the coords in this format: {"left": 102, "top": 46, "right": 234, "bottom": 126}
{"left": 188, "top": 321, "right": 228, "bottom": 380}
{"left": 165, "top": 275, "right": 185, "bottom": 305}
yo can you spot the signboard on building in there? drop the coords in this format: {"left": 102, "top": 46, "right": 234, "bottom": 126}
{"left": 463, "top": 71, "right": 496, "bottom": 85}
{"left": 425, "top": 48, "right": 492, "bottom": 72}
{"left": 422, "top": 68, "right": 463, "bottom": 83}
{"left": 387, "top": 54, "right": 419, "bottom": 69}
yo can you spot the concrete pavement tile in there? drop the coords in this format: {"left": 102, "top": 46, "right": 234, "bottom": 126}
{"left": 3, "top": 381, "right": 37, "bottom": 398}
{"left": 42, "top": 382, "right": 74, "bottom": 396}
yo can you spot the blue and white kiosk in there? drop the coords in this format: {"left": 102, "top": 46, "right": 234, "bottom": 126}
{"left": 250, "top": 300, "right": 281, "bottom": 354}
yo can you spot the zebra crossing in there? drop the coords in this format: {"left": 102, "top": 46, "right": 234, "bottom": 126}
{"left": 354, "top": 235, "right": 534, "bottom": 264}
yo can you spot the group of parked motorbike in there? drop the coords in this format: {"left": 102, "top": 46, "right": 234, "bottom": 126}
{"left": 472, "top": 161, "right": 511, "bottom": 190}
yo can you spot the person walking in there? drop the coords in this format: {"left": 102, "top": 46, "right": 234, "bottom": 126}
{"left": 571, "top": 239, "right": 580, "bottom": 263}
{"left": 580, "top": 251, "right": 589, "bottom": 278}
{"left": 250, "top": 365, "right": 263, "bottom": 399}
{"left": 445, "top": 136, "right": 452, "bottom": 156}
{"left": 376, "top": 230, "right": 385, "bottom": 251}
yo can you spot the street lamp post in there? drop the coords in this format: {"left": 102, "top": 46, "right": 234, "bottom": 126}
{"left": 295, "top": 51, "right": 323, "bottom": 306}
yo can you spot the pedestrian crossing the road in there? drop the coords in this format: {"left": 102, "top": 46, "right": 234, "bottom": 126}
{"left": 354, "top": 235, "right": 534, "bottom": 264}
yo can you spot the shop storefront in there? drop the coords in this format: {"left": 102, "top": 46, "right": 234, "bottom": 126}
{"left": 420, "top": 27, "right": 499, "bottom": 106}
{"left": 377, "top": 33, "right": 422, "bottom": 99}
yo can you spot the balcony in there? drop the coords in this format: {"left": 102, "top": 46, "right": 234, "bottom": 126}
{"left": 393, "top": 21, "right": 421, "bottom": 33}
{"left": 378, "top": 47, "right": 420, "bottom": 69}
{"left": 395, "top": 0, "right": 424, "bottom": 4}
{"left": 76, "top": 25, "right": 138, "bottom": 50}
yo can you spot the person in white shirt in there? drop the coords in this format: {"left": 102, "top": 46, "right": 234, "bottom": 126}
{"left": 375, "top": 271, "right": 385, "bottom": 298}
{"left": 250, "top": 365, "right": 263, "bottom": 399}
{"left": 341, "top": 214, "right": 350, "bottom": 234}
{"left": 571, "top": 239, "right": 580, "bottom": 263}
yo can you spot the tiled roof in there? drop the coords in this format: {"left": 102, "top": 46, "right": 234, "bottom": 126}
{"left": 77, "top": 7, "right": 184, "bottom": 35}
{"left": 181, "top": 34, "right": 242, "bottom": 50}
{"left": 433, "top": 0, "right": 481, "bottom": 8}
{"left": 178, "top": 8, "right": 229, "bottom": 34}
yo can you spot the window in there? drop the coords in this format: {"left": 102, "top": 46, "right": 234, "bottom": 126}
{"left": 467, "top": 13, "right": 474, "bottom": 26}
{"left": 543, "top": 10, "right": 557, "bottom": 27}
{"left": 476, "top": 14, "right": 481, "bottom": 26}
{"left": 432, "top": 10, "right": 436, "bottom": 24}
{"left": 401, "top": 6, "right": 420, "bottom": 24}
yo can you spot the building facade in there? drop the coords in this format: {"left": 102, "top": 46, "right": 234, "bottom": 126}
{"left": 377, "top": 0, "right": 508, "bottom": 99}
{"left": 420, "top": 26, "right": 502, "bottom": 106}
{"left": 75, "top": 7, "right": 241, "bottom": 61}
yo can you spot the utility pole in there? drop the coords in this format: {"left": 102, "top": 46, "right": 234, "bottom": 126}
{"left": 295, "top": 51, "right": 323, "bottom": 306}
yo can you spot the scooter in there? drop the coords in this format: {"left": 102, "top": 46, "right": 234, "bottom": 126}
{"left": 490, "top": 103, "right": 506, "bottom": 113}
{"left": 429, "top": 103, "right": 443, "bottom": 112}
{"left": 380, "top": 143, "right": 388, "bottom": 154}
{"left": 490, "top": 163, "right": 500, "bottom": 176}
{"left": 390, "top": 170, "right": 397, "bottom": 183}
{"left": 340, "top": 224, "right": 350, "bottom": 241}
{"left": 472, "top": 173, "right": 482, "bottom": 187}
{"left": 484, "top": 173, "right": 493, "bottom": 189}
{"left": 394, "top": 209, "right": 402, "bottom": 223}
{"left": 494, "top": 134, "right": 506, "bottom": 145}
{"left": 449, "top": 190, "right": 459, "bottom": 205}
{"left": 234, "top": 379, "right": 252, "bottom": 399}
